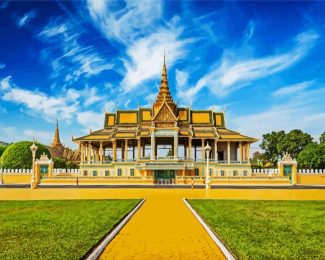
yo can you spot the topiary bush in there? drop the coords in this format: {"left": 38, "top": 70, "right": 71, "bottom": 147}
{"left": 1, "top": 141, "right": 51, "bottom": 169}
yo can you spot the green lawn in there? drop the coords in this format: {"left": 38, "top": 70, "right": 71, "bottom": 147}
{"left": 188, "top": 200, "right": 325, "bottom": 259}
{"left": 0, "top": 199, "right": 140, "bottom": 259}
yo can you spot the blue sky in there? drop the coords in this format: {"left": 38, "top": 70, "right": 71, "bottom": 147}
{"left": 0, "top": 0, "right": 325, "bottom": 152}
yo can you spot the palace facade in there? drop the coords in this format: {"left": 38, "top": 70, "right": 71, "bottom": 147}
{"left": 73, "top": 57, "right": 257, "bottom": 182}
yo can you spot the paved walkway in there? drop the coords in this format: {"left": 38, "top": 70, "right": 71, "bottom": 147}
{"left": 1, "top": 188, "right": 324, "bottom": 259}
{"left": 100, "top": 192, "right": 224, "bottom": 259}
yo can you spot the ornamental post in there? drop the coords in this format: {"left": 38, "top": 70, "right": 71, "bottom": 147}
{"left": 204, "top": 142, "right": 211, "bottom": 189}
{"left": 30, "top": 141, "right": 38, "bottom": 189}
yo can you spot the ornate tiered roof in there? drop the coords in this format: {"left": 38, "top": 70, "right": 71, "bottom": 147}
{"left": 73, "top": 54, "right": 258, "bottom": 143}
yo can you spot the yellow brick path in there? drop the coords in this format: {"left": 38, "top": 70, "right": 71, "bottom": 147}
{"left": 1, "top": 188, "right": 324, "bottom": 259}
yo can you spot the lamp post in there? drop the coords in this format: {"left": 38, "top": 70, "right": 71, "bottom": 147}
{"left": 30, "top": 141, "right": 38, "bottom": 189}
{"left": 204, "top": 142, "right": 211, "bottom": 189}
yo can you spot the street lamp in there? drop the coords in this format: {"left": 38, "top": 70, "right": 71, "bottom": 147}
{"left": 204, "top": 142, "right": 212, "bottom": 189}
{"left": 30, "top": 140, "right": 38, "bottom": 189}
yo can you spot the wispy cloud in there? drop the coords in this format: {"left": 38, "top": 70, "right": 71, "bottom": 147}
{"left": 182, "top": 30, "right": 319, "bottom": 102}
{"left": 271, "top": 81, "right": 314, "bottom": 96}
{"left": 38, "top": 19, "right": 113, "bottom": 85}
{"left": 121, "top": 28, "right": 192, "bottom": 92}
{"left": 0, "top": 63, "right": 5, "bottom": 69}
{"left": 87, "top": 0, "right": 162, "bottom": 44}
{"left": 0, "top": 1, "right": 9, "bottom": 11}
{"left": 16, "top": 9, "right": 37, "bottom": 27}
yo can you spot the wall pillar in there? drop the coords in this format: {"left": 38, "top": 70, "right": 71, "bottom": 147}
{"left": 239, "top": 141, "right": 242, "bottom": 163}
{"left": 125, "top": 139, "right": 128, "bottom": 161}
{"left": 189, "top": 137, "right": 192, "bottom": 159}
{"left": 174, "top": 132, "right": 178, "bottom": 159}
{"left": 112, "top": 140, "right": 116, "bottom": 162}
{"left": 184, "top": 139, "right": 187, "bottom": 159}
{"left": 151, "top": 132, "right": 155, "bottom": 160}
{"left": 227, "top": 141, "right": 230, "bottom": 164}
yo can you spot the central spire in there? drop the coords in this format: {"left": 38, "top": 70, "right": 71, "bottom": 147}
{"left": 153, "top": 52, "right": 177, "bottom": 115}
{"left": 52, "top": 119, "right": 62, "bottom": 147}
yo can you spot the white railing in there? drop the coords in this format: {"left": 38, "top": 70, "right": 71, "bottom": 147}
{"left": 53, "top": 169, "right": 80, "bottom": 174}
{"left": 298, "top": 169, "right": 325, "bottom": 174}
{"left": 253, "top": 168, "right": 279, "bottom": 174}
{"left": 0, "top": 169, "right": 32, "bottom": 174}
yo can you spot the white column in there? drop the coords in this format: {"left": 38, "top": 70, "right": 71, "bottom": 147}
{"left": 137, "top": 139, "right": 141, "bottom": 159}
{"left": 227, "top": 141, "right": 230, "bottom": 164}
{"left": 80, "top": 142, "right": 84, "bottom": 164}
{"left": 151, "top": 132, "right": 155, "bottom": 160}
{"left": 239, "top": 142, "right": 242, "bottom": 163}
{"left": 247, "top": 143, "right": 250, "bottom": 161}
{"left": 174, "top": 132, "right": 178, "bottom": 159}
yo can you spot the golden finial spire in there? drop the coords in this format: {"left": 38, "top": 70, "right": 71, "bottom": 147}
{"left": 52, "top": 119, "right": 62, "bottom": 147}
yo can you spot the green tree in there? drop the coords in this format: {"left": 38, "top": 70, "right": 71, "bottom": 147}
{"left": 0, "top": 145, "right": 7, "bottom": 158}
{"left": 280, "top": 129, "right": 313, "bottom": 158}
{"left": 52, "top": 158, "right": 79, "bottom": 169}
{"left": 260, "top": 131, "right": 285, "bottom": 167}
{"left": 297, "top": 143, "right": 325, "bottom": 169}
{"left": 52, "top": 158, "right": 67, "bottom": 168}
{"left": 1, "top": 141, "right": 51, "bottom": 169}
{"left": 320, "top": 132, "right": 325, "bottom": 144}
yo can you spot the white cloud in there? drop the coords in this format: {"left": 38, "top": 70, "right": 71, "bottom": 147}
{"left": 103, "top": 101, "right": 116, "bottom": 112}
{"left": 271, "top": 81, "right": 313, "bottom": 96}
{"left": 16, "top": 10, "right": 37, "bottom": 27}
{"left": 121, "top": 28, "right": 191, "bottom": 92}
{"left": 176, "top": 69, "right": 189, "bottom": 89}
{"left": 23, "top": 129, "right": 52, "bottom": 144}
{"left": 0, "top": 63, "right": 5, "bottom": 69}
{"left": 232, "top": 87, "right": 325, "bottom": 141}
{"left": 87, "top": 0, "right": 162, "bottom": 44}
{"left": 183, "top": 30, "right": 319, "bottom": 101}
{"left": 76, "top": 111, "right": 103, "bottom": 129}
{"left": 0, "top": 76, "right": 12, "bottom": 90}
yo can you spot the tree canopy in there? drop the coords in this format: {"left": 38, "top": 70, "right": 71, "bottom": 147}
{"left": 1, "top": 141, "right": 51, "bottom": 169}
{"left": 320, "top": 132, "right": 325, "bottom": 144}
{"left": 297, "top": 143, "right": 325, "bottom": 169}
{"left": 260, "top": 129, "right": 314, "bottom": 167}
{"left": 52, "top": 157, "right": 79, "bottom": 169}
{"left": 0, "top": 145, "right": 7, "bottom": 158}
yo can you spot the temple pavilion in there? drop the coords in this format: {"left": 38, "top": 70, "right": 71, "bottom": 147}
{"left": 73, "top": 56, "right": 258, "bottom": 182}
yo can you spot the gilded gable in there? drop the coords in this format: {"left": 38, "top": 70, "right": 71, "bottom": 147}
{"left": 155, "top": 104, "right": 176, "bottom": 121}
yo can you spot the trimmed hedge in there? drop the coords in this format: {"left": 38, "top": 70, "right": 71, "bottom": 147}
{"left": 1, "top": 141, "right": 51, "bottom": 169}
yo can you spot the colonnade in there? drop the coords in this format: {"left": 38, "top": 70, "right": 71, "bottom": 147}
{"left": 79, "top": 138, "right": 251, "bottom": 164}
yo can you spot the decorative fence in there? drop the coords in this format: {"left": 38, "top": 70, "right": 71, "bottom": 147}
{"left": 0, "top": 168, "right": 80, "bottom": 174}
{"left": 252, "top": 168, "right": 279, "bottom": 174}
{"left": 298, "top": 169, "right": 325, "bottom": 174}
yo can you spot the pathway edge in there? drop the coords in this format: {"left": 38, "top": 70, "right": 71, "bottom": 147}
{"left": 86, "top": 198, "right": 145, "bottom": 260}
{"left": 183, "top": 198, "right": 236, "bottom": 260}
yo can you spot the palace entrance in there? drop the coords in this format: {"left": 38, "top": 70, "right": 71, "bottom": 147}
{"left": 154, "top": 170, "right": 176, "bottom": 184}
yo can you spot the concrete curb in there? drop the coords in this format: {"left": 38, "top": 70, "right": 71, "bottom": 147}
{"left": 183, "top": 198, "right": 236, "bottom": 260}
{"left": 86, "top": 198, "right": 145, "bottom": 260}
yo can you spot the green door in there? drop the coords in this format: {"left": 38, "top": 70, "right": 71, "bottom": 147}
{"left": 155, "top": 170, "right": 175, "bottom": 184}
{"left": 40, "top": 165, "right": 49, "bottom": 181}
{"left": 283, "top": 165, "right": 293, "bottom": 182}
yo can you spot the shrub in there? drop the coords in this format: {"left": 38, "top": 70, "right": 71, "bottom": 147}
{"left": 1, "top": 141, "right": 51, "bottom": 169}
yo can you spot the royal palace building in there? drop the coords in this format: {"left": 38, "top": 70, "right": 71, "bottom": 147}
{"left": 73, "top": 57, "right": 258, "bottom": 182}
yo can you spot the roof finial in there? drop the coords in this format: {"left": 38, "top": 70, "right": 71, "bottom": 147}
{"left": 164, "top": 49, "right": 166, "bottom": 66}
